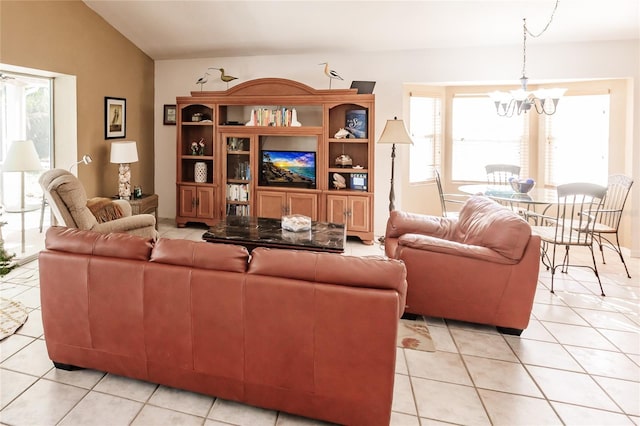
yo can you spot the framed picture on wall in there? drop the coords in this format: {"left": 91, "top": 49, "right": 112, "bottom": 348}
{"left": 105, "top": 97, "right": 126, "bottom": 139}
{"left": 164, "top": 104, "right": 177, "bottom": 125}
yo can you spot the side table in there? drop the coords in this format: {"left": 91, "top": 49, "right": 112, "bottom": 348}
{"left": 126, "top": 194, "right": 159, "bottom": 229}
{"left": 5, "top": 204, "right": 41, "bottom": 253}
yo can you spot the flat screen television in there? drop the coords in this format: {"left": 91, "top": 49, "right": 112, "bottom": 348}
{"left": 259, "top": 150, "right": 316, "bottom": 189}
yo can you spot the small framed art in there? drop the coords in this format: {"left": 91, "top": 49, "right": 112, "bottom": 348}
{"left": 350, "top": 173, "right": 368, "bottom": 190}
{"left": 164, "top": 104, "right": 177, "bottom": 125}
{"left": 105, "top": 97, "right": 126, "bottom": 139}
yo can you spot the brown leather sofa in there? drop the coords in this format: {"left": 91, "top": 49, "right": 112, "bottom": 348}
{"left": 39, "top": 227, "right": 407, "bottom": 426}
{"left": 385, "top": 195, "right": 541, "bottom": 335}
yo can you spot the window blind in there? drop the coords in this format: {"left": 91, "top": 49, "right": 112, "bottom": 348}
{"left": 408, "top": 93, "right": 442, "bottom": 183}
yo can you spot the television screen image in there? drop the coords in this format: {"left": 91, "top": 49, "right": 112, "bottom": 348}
{"left": 260, "top": 150, "right": 316, "bottom": 188}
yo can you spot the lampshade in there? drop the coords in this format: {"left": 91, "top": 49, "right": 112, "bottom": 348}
{"left": 2, "top": 140, "right": 43, "bottom": 172}
{"left": 377, "top": 118, "right": 413, "bottom": 145}
{"left": 110, "top": 141, "right": 138, "bottom": 164}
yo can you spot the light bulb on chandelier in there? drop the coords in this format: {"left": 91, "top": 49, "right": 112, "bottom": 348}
{"left": 488, "top": 0, "right": 566, "bottom": 117}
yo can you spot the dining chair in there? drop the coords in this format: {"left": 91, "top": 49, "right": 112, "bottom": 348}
{"left": 531, "top": 182, "right": 607, "bottom": 296}
{"left": 484, "top": 163, "right": 532, "bottom": 217}
{"left": 592, "top": 174, "right": 634, "bottom": 278}
{"left": 435, "top": 169, "right": 468, "bottom": 218}
{"left": 485, "top": 164, "right": 521, "bottom": 185}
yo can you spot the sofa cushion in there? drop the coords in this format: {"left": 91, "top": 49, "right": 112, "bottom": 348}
{"left": 398, "top": 233, "right": 519, "bottom": 265}
{"left": 45, "top": 227, "right": 153, "bottom": 261}
{"left": 150, "top": 238, "right": 249, "bottom": 272}
{"left": 249, "top": 247, "right": 407, "bottom": 292}
{"left": 456, "top": 196, "right": 531, "bottom": 261}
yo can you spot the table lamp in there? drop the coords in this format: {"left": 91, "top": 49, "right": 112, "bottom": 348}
{"left": 110, "top": 141, "right": 138, "bottom": 200}
{"left": 2, "top": 140, "right": 43, "bottom": 253}
{"left": 377, "top": 117, "right": 413, "bottom": 211}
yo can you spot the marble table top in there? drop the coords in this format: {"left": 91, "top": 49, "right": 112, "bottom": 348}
{"left": 202, "top": 216, "right": 346, "bottom": 253}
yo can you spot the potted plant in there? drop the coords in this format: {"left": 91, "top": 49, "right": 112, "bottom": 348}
{"left": 0, "top": 221, "right": 16, "bottom": 277}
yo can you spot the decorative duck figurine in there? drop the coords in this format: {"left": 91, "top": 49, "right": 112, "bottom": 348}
{"left": 208, "top": 67, "right": 238, "bottom": 88}
{"left": 195, "top": 72, "right": 209, "bottom": 91}
{"left": 319, "top": 62, "right": 343, "bottom": 89}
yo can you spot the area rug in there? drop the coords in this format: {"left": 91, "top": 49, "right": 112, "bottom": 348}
{"left": 0, "top": 297, "right": 29, "bottom": 341}
{"left": 397, "top": 318, "right": 436, "bottom": 352}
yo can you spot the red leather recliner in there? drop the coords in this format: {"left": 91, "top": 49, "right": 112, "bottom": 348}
{"left": 385, "top": 195, "right": 541, "bottom": 335}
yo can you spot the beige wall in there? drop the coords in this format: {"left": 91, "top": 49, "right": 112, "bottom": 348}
{"left": 0, "top": 0, "right": 154, "bottom": 198}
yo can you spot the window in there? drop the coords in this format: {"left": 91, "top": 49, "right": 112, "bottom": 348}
{"left": 544, "top": 94, "right": 610, "bottom": 186}
{"left": 451, "top": 95, "right": 529, "bottom": 181}
{"left": 409, "top": 94, "right": 442, "bottom": 183}
{"left": 0, "top": 71, "right": 52, "bottom": 260}
{"left": 1, "top": 72, "right": 52, "bottom": 204}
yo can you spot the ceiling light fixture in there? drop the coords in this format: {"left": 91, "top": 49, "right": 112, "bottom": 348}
{"left": 488, "top": 0, "right": 565, "bottom": 117}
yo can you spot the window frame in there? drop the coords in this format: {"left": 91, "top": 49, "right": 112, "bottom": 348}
{"left": 407, "top": 90, "right": 443, "bottom": 184}
{"left": 448, "top": 92, "right": 530, "bottom": 183}
{"left": 542, "top": 91, "right": 611, "bottom": 187}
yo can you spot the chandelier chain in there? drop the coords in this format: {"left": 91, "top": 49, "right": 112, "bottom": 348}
{"left": 526, "top": 0, "right": 560, "bottom": 39}
{"left": 521, "top": 0, "right": 560, "bottom": 80}
{"left": 488, "top": 0, "right": 565, "bottom": 117}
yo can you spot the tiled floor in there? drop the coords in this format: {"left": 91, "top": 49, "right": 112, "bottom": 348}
{"left": 1, "top": 219, "right": 639, "bottom": 425}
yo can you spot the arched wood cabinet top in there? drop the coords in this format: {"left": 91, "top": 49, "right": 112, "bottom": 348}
{"left": 187, "top": 78, "right": 364, "bottom": 101}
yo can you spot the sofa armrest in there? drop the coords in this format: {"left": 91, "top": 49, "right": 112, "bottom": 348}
{"left": 398, "top": 233, "right": 518, "bottom": 265}
{"left": 113, "top": 199, "right": 132, "bottom": 216}
{"left": 386, "top": 210, "right": 456, "bottom": 240}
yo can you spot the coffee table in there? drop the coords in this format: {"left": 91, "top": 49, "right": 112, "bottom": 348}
{"left": 202, "top": 216, "right": 346, "bottom": 253}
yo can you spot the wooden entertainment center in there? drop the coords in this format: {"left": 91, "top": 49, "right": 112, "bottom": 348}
{"left": 175, "top": 78, "right": 375, "bottom": 244}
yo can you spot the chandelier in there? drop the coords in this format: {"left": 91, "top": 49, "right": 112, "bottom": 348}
{"left": 488, "top": 0, "right": 565, "bottom": 117}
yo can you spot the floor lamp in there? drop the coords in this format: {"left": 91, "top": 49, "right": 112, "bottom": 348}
{"left": 377, "top": 117, "right": 413, "bottom": 211}
{"left": 2, "top": 140, "right": 43, "bottom": 253}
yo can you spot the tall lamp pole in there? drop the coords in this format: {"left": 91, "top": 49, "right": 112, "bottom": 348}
{"left": 377, "top": 117, "right": 413, "bottom": 211}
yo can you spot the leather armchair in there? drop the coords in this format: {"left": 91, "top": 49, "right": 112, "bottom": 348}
{"left": 39, "top": 169, "right": 158, "bottom": 240}
{"left": 385, "top": 195, "right": 541, "bottom": 335}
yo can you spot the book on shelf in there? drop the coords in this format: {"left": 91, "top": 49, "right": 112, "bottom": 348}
{"left": 226, "top": 183, "right": 250, "bottom": 201}
{"left": 226, "top": 204, "right": 250, "bottom": 216}
{"left": 345, "top": 109, "right": 367, "bottom": 138}
{"left": 233, "top": 161, "right": 251, "bottom": 180}
{"left": 245, "top": 107, "right": 299, "bottom": 127}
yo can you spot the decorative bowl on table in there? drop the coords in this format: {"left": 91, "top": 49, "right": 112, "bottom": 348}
{"left": 509, "top": 177, "right": 536, "bottom": 194}
{"left": 281, "top": 214, "right": 311, "bottom": 232}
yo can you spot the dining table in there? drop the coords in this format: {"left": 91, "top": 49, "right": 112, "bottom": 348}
{"left": 458, "top": 184, "right": 557, "bottom": 205}
{"left": 458, "top": 184, "right": 558, "bottom": 220}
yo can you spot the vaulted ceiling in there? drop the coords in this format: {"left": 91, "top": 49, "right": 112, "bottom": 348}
{"left": 84, "top": 0, "right": 639, "bottom": 60}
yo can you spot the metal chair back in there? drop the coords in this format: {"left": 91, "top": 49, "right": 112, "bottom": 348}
{"left": 485, "top": 164, "right": 521, "bottom": 185}
{"left": 553, "top": 183, "right": 607, "bottom": 246}
{"left": 593, "top": 174, "right": 634, "bottom": 277}
{"left": 533, "top": 182, "right": 607, "bottom": 295}
{"left": 434, "top": 169, "right": 467, "bottom": 218}
{"left": 599, "top": 174, "right": 633, "bottom": 231}
{"left": 435, "top": 169, "right": 448, "bottom": 216}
